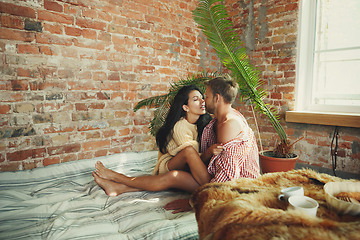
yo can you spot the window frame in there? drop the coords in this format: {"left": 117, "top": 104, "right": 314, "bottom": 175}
{"left": 295, "top": 0, "right": 360, "bottom": 114}
{"left": 287, "top": 0, "right": 360, "bottom": 127}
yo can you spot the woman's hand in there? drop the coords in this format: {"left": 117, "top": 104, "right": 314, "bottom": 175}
{"left": 208, "top": 143, "right": 224, "bottom": 156}
{"left": 200, "top": 143, "right": 224, "bottom": 164}
{"left": 164, "top": 199, "right": 192, "bottom": 214}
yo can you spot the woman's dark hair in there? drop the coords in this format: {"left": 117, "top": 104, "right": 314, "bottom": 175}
{"left": 156, "top": 85, "right": 212, "bottom": 154}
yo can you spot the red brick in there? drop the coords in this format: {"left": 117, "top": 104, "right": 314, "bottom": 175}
{"left": 100, "top": 0, "right": 122, "bottom": 15}
{"left": 82, "top": 8, "right": 97, "bottom": 19}
{"left": 89, "top": 103, "right": 105, "bottom": 109}
{"left": 65, "top": 27, "right": 81, "bottom": 37}
{"left": 44, "top": 0, "right": 63, "bottom": 12}
{"left": 61, "top": 153, "right": 77, "bottom": 163}
{"left": 270, "top": 92, "right": 282, "bottom": 100}
{"left": 29, "top": 81, "right": 67, "bottom": 91}
{"left": 94, "top": 149, "right": 108, "bottom": 157}
{"left": 99, "top": 32, "right": 111, "bottom": 42}
{"left": 0, "top": 2, "right": 36, "bottom": 18}
{"left": 1, "top": 15, "right": 24, "bottom": 29}
{"left": 339, "top": 142, "right": 352, "bottom": 150}
{"left": 97, "top": 92, "right": 110, "bottom": 100}
{"left": 98, "top": 11, "right": 112, "bottom": 22}
{"left": 145, "top": 15, "right": 163, "bottom": 24}
{"left": 274, "top": 27, "right": 297, "bottom": 36}
{"left": 22, "top": 160, "right": 40, "bottom": 170}
{"left": 7, "top": 148, "right": 46, "bottom": 161}
{"left": 268, "top": 20, "right": 284, "bottom": 28}
{"left": 48, "top": 143, "right": 81, "bottom": 156}
{"left": 11, "top": 80, "right": 28, "bottom": 91}
{"left": 43, "top": 125, "right": 76, "bottom": 134}
{"left": 18, "top": 44, "right": 39, "bottom": 54}
{"left": 0, "top": 162, "right": 21, "bottom": 172}
{"left": 82, "top": 140, "right": 110, "bottom": 151}
{"left": 285, "top": 3, "right": 298, "bottom": 11}
{"left": 38, "top": 10, "right": 73, "bottom": 24}
{"left": 268, "top": 6, "right": 285, "bottom": 15}
{"left": 159, "top": 67, "right": 177, "bottom": 75}
{"left": 76, "top": 18, "right": 107, "bottom": 31}
{"left": 278, "top": 64, "right": 295, "bottom": 71}
{"left": 43, "top": 156, "right": 61, "bottom": 166}
{"left": 39, "top": 46, "right": 56, "bottom": 55}
{"left": 284, "top": 71, "right": 295, "bottom": 78}
{"left": 277, "top": 86, "right": 295, "bottom": 93}
{"left": 44, "top": 23, "right": 63, "bottom": 34}
{"left": 81, "top": 29, "right": 97, "bottom": 39}
{"left": 64, "top": 4, "right": 77, "bottom": 15}
{"left": 0, "top": 104, "right": 11, "bottom": 114}
{"left": 78, "top": 152, "right": 94, "bottom": 160}
{"left": 73, "top": 38, "right": 105, "bottom": 50}
{"left": 108, "top": 72, "right": 120, "bottom": 80}
{"left": 272, "top": 57, "right": 293, "bottom": 64}
{"left": 0, "top": 28, "right": 35, "bottom": 42}
{"left": 124, "top": 92, "right": 136, "bottom": 100}
{"left": 350, "top": 152, "right": 360, "bottom": 160}
{"left": 103, "top": 129, "right": 117, "bottom": 138}
{"left": 93, "top": 72, "right": 107, "bottom": 81}
{"left": 135, "top": 65, "right": 155, "bottom": 73}
{"left": 36, "top": 33, "right": 72, "bottom": 46}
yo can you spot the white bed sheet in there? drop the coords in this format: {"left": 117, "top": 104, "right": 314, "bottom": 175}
{"left": 0, "top": 151, "right": 199, "bottom": 240}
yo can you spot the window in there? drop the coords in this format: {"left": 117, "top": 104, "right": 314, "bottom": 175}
{"left": 296, "top": 0, "right": 360, "bottom": 114}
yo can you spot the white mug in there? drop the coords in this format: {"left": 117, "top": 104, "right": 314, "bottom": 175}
{"left": 278, "top": 186, "right": 304, "bottom": 201}
{"left": 288, "top": 196, "right": 319, "bottom": 217}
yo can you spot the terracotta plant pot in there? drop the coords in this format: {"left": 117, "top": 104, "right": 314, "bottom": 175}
{"left": 259, "top": 150, "right": 299, "bottom": 174}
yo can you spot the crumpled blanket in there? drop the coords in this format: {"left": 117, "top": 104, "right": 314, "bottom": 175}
{"left": 190, "top": 169, "right": 360, "bottom": 240}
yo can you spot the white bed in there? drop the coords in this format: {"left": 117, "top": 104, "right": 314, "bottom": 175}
{"left": 0, "top": 151, "right": 199, "bottom": 239}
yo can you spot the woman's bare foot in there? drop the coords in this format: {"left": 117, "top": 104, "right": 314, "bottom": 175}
{"left": 95, "top": 161, "right": 122, "bottom": 181}
{"left": 92, "top": 171, "right": 139, "bottom": 196}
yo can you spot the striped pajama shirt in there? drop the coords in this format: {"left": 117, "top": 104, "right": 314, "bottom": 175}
{"left": 200, "top": 109, "right": 260, "bottom": 183}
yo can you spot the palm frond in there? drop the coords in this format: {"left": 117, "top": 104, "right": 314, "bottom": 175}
{"left": 133, "top": 95, "right": 169, "bottom": 111}
{"left": 133, "top": 71, "right": 221, "bottom": 136}
{"left": 193, "top": 0, "right": 287, "bottom": 143}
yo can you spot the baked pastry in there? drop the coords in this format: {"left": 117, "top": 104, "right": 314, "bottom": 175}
{"left": 336, "top": 192, "right": 360, "bottom": 204}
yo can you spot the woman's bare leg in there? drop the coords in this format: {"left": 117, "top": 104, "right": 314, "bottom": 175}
{"left": 95, "top": 161, "right": 123, "bottom": 182}
{"left": 93, "top": 169, "right": 200, "bottom": 194}
{"left": 167, "top": 146, "right": 211, "bottom": 185}
{"left": 95, "top": 147, "right": 211, "bottom": 186}
{"left": 92, "top": 171, "right": 139, "bottom": 196}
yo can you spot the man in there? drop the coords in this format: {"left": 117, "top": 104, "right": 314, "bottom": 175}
{"left": 93, "top": 76, "right": 260, "bottom": 212}
{"left": 200, "top": 76, "right": 260, "bottom": 182}
{"left": 164, "top": 76, "right": 260, "bottom": 213}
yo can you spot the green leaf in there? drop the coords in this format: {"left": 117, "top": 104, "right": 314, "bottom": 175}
{"left": 133, "top": 71, "right": 220, "bottom": 136}
{"left": 193, "top": 0, "right": 287, "bottom": 142}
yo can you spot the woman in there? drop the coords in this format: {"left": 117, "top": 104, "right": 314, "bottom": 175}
{"left": 92, "top": 85, "right": 223, "bottom": 196}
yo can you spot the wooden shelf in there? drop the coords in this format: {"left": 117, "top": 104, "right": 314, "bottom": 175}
{"left": 285, "top": 111, "right": 360, "bottom": 128}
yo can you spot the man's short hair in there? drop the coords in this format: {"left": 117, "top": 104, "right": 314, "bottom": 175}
{"left": 205, "top": 75, "right": 238, "bottom": 104}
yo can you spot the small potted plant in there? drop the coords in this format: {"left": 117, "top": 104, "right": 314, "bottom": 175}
{"left": 135, "top": 0, "right": 302, "bottom": 173}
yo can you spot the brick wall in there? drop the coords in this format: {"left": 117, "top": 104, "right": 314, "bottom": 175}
{"left": 226, "top": 0, "right": 360, "bottom": 175}
{"left": 1, "top": 0, "right": 359, "bottom": 175}
{"left": 0, "top": 0, "right": 220, "bottom": 171}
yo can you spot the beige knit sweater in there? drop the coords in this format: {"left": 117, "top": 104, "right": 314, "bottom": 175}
{"left": 152, "top": 118, "right": 199, "bottom": 175}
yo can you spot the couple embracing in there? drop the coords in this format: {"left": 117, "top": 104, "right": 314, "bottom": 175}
{"left": 93, "top": 76, "right": 260, "bottom": 213}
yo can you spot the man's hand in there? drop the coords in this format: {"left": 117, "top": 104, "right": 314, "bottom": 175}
{"left": 164, "top": 199, "right": 192, "bottom": 214}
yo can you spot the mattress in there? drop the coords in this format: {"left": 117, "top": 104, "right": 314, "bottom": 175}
{"left": 0, "top": 151, "right": 199, "bottom": 239}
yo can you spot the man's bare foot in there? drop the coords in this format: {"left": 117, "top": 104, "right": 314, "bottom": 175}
{"left": 95, "top": 161, "right": 122, "bottom": 181}
{"left": 92, "top": 171, "right": 139, "bottom": 196}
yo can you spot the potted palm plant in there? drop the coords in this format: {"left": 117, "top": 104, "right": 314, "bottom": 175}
{"left": 134, "top": 0, "right": 302, "bottom": 173}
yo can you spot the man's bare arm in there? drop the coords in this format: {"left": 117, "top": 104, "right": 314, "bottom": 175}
{"left": 217, "top": 118, "right": 243, "bottom": 143}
